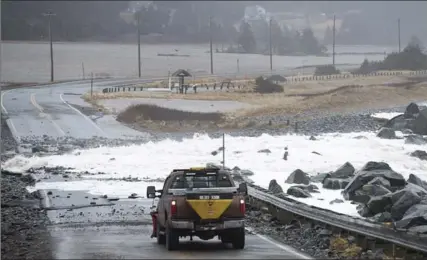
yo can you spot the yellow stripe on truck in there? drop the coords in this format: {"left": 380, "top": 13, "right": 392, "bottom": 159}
{"left": 187, "top": 199, "right": 232, "bottom": 219}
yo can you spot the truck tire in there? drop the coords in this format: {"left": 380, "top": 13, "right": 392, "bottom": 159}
{"left": 231, "top": 228, "right": 245, "bottom": 249}
{"left": 156, "top": 221, "right": 165, "bottom": 245}
{"left": 165, "top": 225, "right": 179, "bottom": 251}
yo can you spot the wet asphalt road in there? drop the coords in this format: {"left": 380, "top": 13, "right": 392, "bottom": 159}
{"left": 1, "top": 79, "right": 312, "bottom": 259}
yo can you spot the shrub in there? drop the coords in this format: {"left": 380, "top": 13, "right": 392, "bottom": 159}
{"left": 253, "top": 76, "right": 283, "bottom": 93}
{"left": 314, "top": 65, "right": 340, "bottom": 76}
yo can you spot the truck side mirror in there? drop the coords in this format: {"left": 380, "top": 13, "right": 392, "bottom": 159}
{"left": 146, "top": 186, "right": 157, "bottom": 198}
{"left": 238, "top": 183, "right": 248, "bottom": 195}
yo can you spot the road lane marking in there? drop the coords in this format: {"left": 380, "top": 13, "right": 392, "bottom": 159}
{"left": 30, "top": 93, "right": 66, "bottom": 136}
{"left": 5, "top": 118, "right": 21, "bottom": 142}
{"left": 1, "top": 89, "right": 12, "bottom": 114}
{"left": 246, "top": 227, "right": 312, "bottom": 259}
{"left": 59, "top": 94, "right": 108, "bottom": 137}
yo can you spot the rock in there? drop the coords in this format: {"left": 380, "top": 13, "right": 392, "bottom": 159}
{"left": 287, "top": 186, "right": 311, "bottom": 198}
{"left": 312, "top": 151, "right": 322, "bottom": 155}
{"left": 268, "top": 179, "right": 283, "bottom": 194}
{"left": 232, "top": 166, "right": 240, "bottom": 171}
{"left": 404, "top": 102, "right": 420, "bottom": 118}
{"left": 330, "top": 162, "right": 355, "bottom": 179}
{"left": 351, "top": 184, "right": 392, "bottom": 204}
{"left": 383, "top": 114, "right": 407, "bottom": 131}
{"left": 395, "top": 204, "right": 427, "bottom": 229}
{"left": 372, "top": 212, "right": 393, "bottom": 222}
{"left": 128, "top": 193, "right": 138, "bottom": 199}
{"left": 330, "top": 199, "right": 344, "bottom": 205}
{"left": 354, "top": 135, "right": 368, "bottom": 140}
{"left": 376, "top": 127, "right": 397, "bottom": 139}
{"left": 402, "top": 129, "right": 414, "bottom": 135}
{"left": 410, "top": 150, "right": 427, "bottom": 161}
{"left": 404, "top": 135, "right": 426, "bottom": 145}
{"left": 323, "top": 178, "right": 351, "bottom": 190}
{"left": 292, "top": 184, "right": 319, "bottom": 193}
{"left": 47, "top": 191, "right": 53, "bottom": 195}
{"left": 211, "top": 151, "right": 218, "bottom": 156}
{"left": 343, "top": 162, "right": 405, "bottom": 200}
{"left": 318, "top": 229, "right": 332, "bottom": 236}
{"left": 285, "top": 169, "right": 310, "bottom": 185}
{"left": 408, "top": 225, "right": 427, "bottom": 234}
{"left": 240, "top": 169, "right": 254, "bottom": 176}
{"left": 309, "top": 136, "right": 317, "bottom": 140}
{"left": 391, "top": 186, "right": 424, "bottom": 220}
{"left": 366, "top": 177, "right": 391, "bottom": 191}
{"left": 407, "top": 174, "right": 427, "bottom": 190}
{"left": 311, "top": 172, "right": 331, "bottom": 183}
{"left": 258, "top": 149, "right": 271, "bottom": 154}
{"left": 362, "top": 194, "right": 393, "bottom": 217}
{"left": 411, "top": 108, "right": 427, "bottom": 135}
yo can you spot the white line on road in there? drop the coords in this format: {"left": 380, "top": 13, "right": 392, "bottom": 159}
{"left": 59, "top": 94, "right": 108, "bottom": 137}
{"left": 246, "top": 227, "right": 312, "bottom": 259}
{"left": 1, "top": 89, "right": 12, "bottom": 114}
{"left": 30, "top": 93, "right": 66, "bottom": 136}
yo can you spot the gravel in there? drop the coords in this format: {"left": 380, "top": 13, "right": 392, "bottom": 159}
{"left": 1, "top": 117, "right": 53, "bottom": 260}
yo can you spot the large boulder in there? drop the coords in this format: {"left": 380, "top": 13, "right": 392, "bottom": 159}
{"left": 342, "top": 162, "right": 406, "bottom": 200}
{"left": 390, "top": 184, "right": 426, "bottom": 220}
{"left": 330, "top": 162, "right": 355, "bottom": 179}
{"left": 285, "top": 169, "right": 310, "bottom": 185}
{"left": 323, "top": 178, "right": 351, "bottom": 190}
{"left": 407, "top": 174, "right": 427, "bottom": 190}
{"left": 376, "top": 127, "right": 397, "bottom": 139}
{"left": 395, "top": 203, "right": 427, "bottom": 229}
{"left": 287, "top": 186, "right": 311, "bottom": 198}
{"left": 404, "top": 135, "right": 427, "bottom": 145}
{"left": 351, "top": 184, "right": 391, "bottom": 204}
{"left": 383, "top": 114, "right": 407, "bottom": 131}
{"left": 361, "top": 194, "right": 393, "bottom": 217}
{"left": 411, "top": 108, "right": 427, "bottom": 135}
{"left": 367, "top": 177, "right": 391, "bottom": 190}
{"left": 268, "top": 179, "right": 284, "bottom": 194}
{"left": 240, "top": 169, "right": 254, "bottom": 176}
{"left": 410, "top": 150, "right": 427, "bottom": 161}
{"left": 310, "top": 172, "right": 331, "bottom": 183}
{"left": 404, "top": 102, "right": 420, "bottom": 118}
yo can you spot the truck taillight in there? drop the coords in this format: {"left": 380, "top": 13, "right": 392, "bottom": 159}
{"left": 239, "top": 199, "right": 246, "bottom": 214}
{"left": 171, "top": 200, "right": 177, "bottom": 215}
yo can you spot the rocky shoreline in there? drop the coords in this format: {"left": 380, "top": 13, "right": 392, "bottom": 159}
{"left": 1, "top": 101, "right": 426, "bottom": 259}
{"left": 1, "top": 117, "right": 53, "bottom": 260}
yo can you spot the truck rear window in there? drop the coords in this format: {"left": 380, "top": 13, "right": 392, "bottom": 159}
{"left": 170, "top": 174, "right": 232, "bottom": 189}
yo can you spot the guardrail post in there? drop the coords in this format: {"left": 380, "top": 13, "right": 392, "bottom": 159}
{"left": 134, "top": 87, "right": 136, "bottom": 91}
{"left": 128, "top": 87, "right": 131, "bottom": 91}
{"left": 140, "top": 87, "right": 143, "bottom": 91}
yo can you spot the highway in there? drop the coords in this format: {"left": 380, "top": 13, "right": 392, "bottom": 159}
{"left": 1, "top": 79, "right": 312, "bottom": 259}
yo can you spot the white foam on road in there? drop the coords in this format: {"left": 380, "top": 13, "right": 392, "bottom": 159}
{"left": 370, "top": 112, "right": 402, "bottom": 120}
{"left": 3, "top": 132, "right": 426, "bottom": 217}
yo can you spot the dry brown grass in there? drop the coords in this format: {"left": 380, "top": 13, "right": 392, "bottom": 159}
{"left": 82, "top": 75, "right": 427, "bottom": 120}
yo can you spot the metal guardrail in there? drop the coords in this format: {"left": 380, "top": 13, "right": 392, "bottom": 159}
{"left": 100, "top": 70, "right": 427, "bottom": 94}
{"left": 246, "top": 184, "right": 427, "bottom": 254}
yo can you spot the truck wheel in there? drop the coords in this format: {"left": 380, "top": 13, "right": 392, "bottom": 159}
{"left": 231, "top": 228, "right": 245, "bottom": 249}
{"left": 156, "top": 221, "right": 166, "bottom": 245}
{"left": 220, "top": 234, "right": 232, "bottom": 244}
{"left": 165, "top": 225, "right": 179, "bottom": 251}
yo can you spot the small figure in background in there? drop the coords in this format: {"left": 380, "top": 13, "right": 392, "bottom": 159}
{"left": 283, "top": 146, "right": 289, "bottom": 160}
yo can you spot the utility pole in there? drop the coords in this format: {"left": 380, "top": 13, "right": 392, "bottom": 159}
{"left": 237, "top": 58, "right": 240, "bottom": 73}
{"left": 398, "top": 18, "right": 401, "bottom": 53}
{"left": 43, "top": 11, "right": 56, "bottom": 82}
{"left": 90, "top": 73, "right": 93, "bottom": 98}
{"left": 332, "top": 14, "right": 336, "bottom": 67}
{"left": 82, "top": 62, "right": 85, "bottom": 80}
{"left": 209, "top": 16, "right": 214, "bottom": 74}
{"left": 136, "top": 12, "right": 141, "bottom": 78}
{"left": 269, "top": 18, "right": 273, "bottom": 72}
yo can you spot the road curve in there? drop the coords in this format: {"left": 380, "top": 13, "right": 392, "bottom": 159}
{"left": 2, "top": 79, "right": 312, "bottom": 259}
{"left": 1, "top": 79, "right": 149, "bottom": 140}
